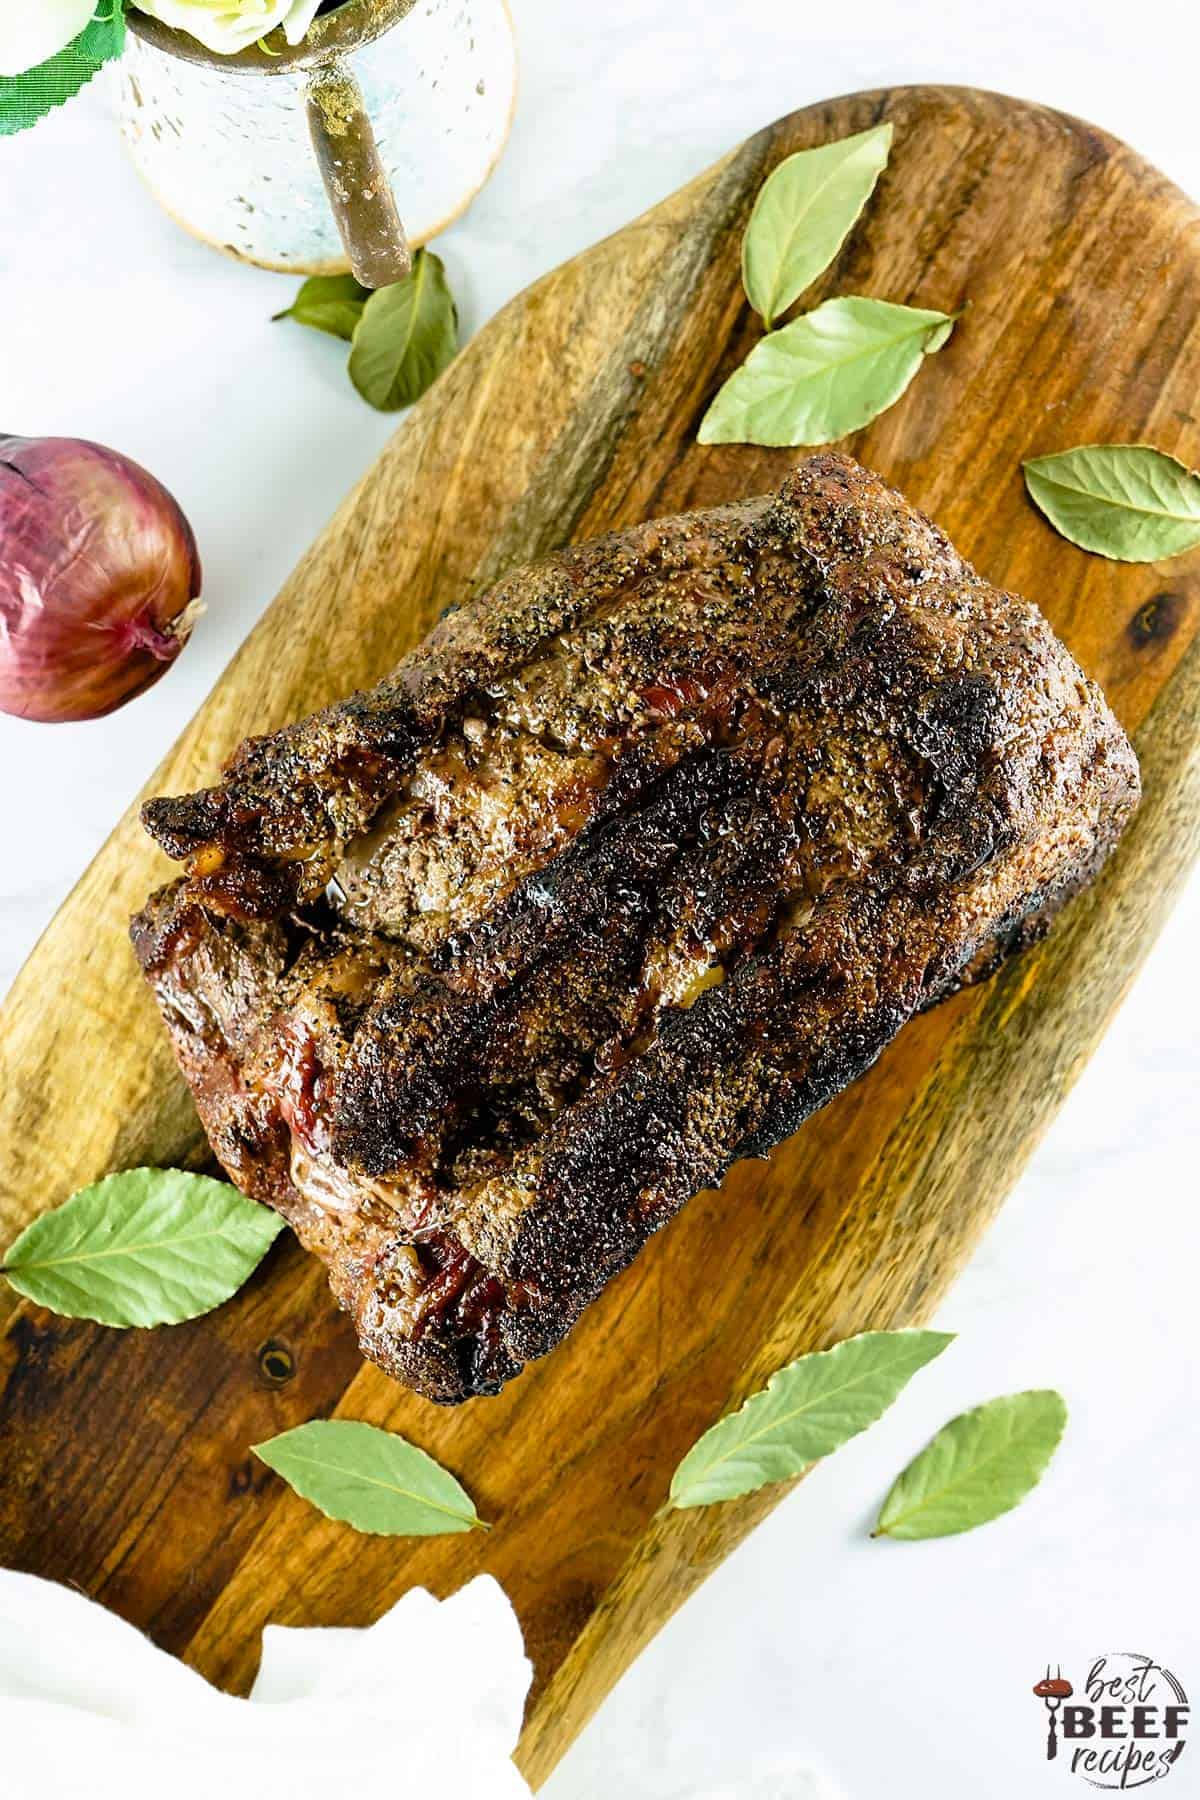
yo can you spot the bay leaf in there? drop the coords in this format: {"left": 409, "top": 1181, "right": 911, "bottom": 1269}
{"left": 874, "top": 1389, "right": 1067, "bottom": 1540}
{"left": 273, "top": 273, "right": 371, "bottom": 342}
{"left": 1, "top": 1167, "right": 283, "bottom": 1328}
{"left": 254, "top": 1419, "right": 487, "bottom": 1536}
{"left": 743, "top": 124, "right": 893, "bottom": 328}
{"left": 669, "top": 1329, "right": 954, "bottom": 1510}
{"left": 698, "top": 295, "right": 955, "bottom": 448}
{"left": 1023, "top": 444, "right": 1200, "bottom": 562}
{"left": 348, "top": 249, "right": 458, "bottom": 412}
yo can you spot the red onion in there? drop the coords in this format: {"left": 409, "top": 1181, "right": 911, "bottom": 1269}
{"left": 0, "top": 435, "right": 202, "bottom": 723}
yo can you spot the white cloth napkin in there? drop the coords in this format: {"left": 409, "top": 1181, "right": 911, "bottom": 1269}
{"left": 0, "top": 1568, "right": 532, "bottom": 1800}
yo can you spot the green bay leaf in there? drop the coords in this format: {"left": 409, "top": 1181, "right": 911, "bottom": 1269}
{"left": 670, "top": 1329, "right": 954, "bottom": 1510}
{"left": 254, "top": 1420, "right": 487, "bottom": 1537}
{"left": 2, "top": 1168, "right": 283, "bottom": 1328}
{"left": 348, "top": 248, "right": 458, "bottom": 412}
{"left": 273, "top": 273, "right": 371, "bottom": 342}
{"left": 698, "top": 295, "right": 955, "bottom": 448}
{"left": 743, "top": 124, "right": 893, "bottom": 328}
{"left": 1023, "top": 444, "right": 1200, "bottom": 562}
{"left": 874, "top": 1389, "right": 1068, "bottom": 1540}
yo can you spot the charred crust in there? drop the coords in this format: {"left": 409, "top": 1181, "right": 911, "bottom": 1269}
{"left": 131, "top": 454, "right": 1141, "bottom": 1402}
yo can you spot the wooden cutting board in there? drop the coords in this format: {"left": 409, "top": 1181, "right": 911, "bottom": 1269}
{"left": 2, "top": 86, "right": 1198, "bottom": 1787}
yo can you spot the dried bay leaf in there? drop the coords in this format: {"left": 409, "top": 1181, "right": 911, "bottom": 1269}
{"left": 2, "top": 1168, "right": 283, "bottom": 1327}
{"left": 670, "top": 1330, "right": 954, "bottom": 1509}
{"left": 743, "top": 124, "right": 893, "bottom": 327}
{"left": 274, "top": 273, "right": 371, "bottom": 342}
{"left": 1024, "top": 444, "right": 1200, "bottom": 562}
{"left": 348, "top": 249, "right": 458, "bottom": 412}
{"left": 254, "top": 1420, "right": 487, "bottom": 1536}
{"left": 699, "top": 296, "right": 955, "bottom": 448}
{"left": 874, "top": 1389, "right": 1068, "bottom": 1540}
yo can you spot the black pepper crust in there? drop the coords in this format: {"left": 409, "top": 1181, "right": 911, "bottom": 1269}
{"left": 132, "top": 454, "right": 1140, "bottom": 1402}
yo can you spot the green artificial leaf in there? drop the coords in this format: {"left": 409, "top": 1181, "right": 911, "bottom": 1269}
{"left": 254, "top": 1420, "right": 487, "bottom": 1536}
{"left": 670, "top": 1329, "right": 954, "bottom": 1510}
{"left": 743, "top": 124, "right": 893, "bottom": 328}
{"left": 0, "top": 9, "right": 127, "bottom": 139}
{"left": 273, "top": 273, "right": 371, "bottom": 342}
{"left": 1023, "top": 444, "right": 1200, "bottom": 562}
{"left": 699, "top": 295, "right": 955, "bottom": 448}
{"left": 348, "top": 249, "right": 459, "bottom": 412}
{"left": 874, "top": 1389, "right": 1068, "bottom": 1540}
{"left": 1, "top": 1168, "right": 283, "bottom": 1327}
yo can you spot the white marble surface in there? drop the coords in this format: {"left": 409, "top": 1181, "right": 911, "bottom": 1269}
{"left": 2, "top": 3, "right": 1198, "bottom": 1796}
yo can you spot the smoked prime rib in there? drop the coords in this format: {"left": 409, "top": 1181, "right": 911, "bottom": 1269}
{"left": 132, "top": 454, "right": 1139, "bottom": 1402}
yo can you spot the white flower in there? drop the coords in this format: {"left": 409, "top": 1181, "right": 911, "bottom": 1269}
{"left": 130, "top": 0, "right": 324, "bottom": 56}
{"left": 0, "top": 0, "right": 97, "bottom": 77}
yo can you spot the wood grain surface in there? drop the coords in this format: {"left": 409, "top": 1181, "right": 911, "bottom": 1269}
{"left": 1, "top": 86, "right": 1198, "bottom": 1788}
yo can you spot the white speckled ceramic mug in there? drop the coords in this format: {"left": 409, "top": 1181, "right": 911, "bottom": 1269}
{"left": 119, "top": 0, "right": 517, "bottom": 284}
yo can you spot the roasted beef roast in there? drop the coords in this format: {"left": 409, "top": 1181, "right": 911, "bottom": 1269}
{"left": 132, "top": 454, "right": 1140, "bottom": 1402}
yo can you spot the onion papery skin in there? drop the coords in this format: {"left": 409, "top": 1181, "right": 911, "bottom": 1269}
{"left": 0, "top": 436, "right": 203, "bottom": 724}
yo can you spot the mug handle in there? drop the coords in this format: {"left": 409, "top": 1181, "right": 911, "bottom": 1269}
{"left": 305, "top": 58, "right": 411, "bottom": 289}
